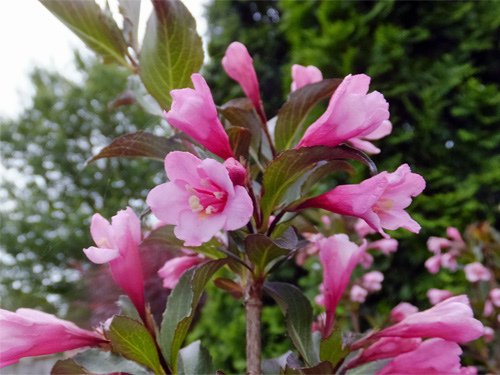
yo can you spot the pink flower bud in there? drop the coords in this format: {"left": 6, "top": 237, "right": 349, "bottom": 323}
{"left": 378, "top": 296, "right": 484, "bottom": 343}
{"left": 427, "top": 288, "right": 453, "bottom": 305}
{"left": 291, "top": 64, "right": 323, "bottom": 91}
{"left": 427, "top": 236, "right": 451, "bottom": 254}
{"left": 359, "top": 251, "right": 374, "bottom": 269}
{"left": 483, "top": 326, "right": 494, "bottom": 343}
{"left": 224, "top": 157, "right": 247, "bottom": 186}
{"left": 147, "top": 152, "right": 253, "bottom": 246}
{"left": 490, "top": 288, "right": 500, "bottom": 307}
{"left": 464, "top": 262, "right": 491, "bottom": 283}
{"left": 350, "top": 285, "right": 368, "bottom": 303}
{"left": 390, "top": 302, "right": 419, "bottom": 323}
{"left": 83, "top": 207, "right": 145, "bottom": 319}
{"left": 299, "top": 164, "right": 425, "bottom": 237}
{"left": 165, "top": 74, "right": 233, "bottom": 159}
{"left": 361, "top": 271, "right": 384, "bottom": 292}
{"left": 296, "top": 74, "right": 391, "bottom": 152}
{"left": 425, "top": 254, "right": 442, "bottom": 274}
{"left": 319, "top": 234, "right": 366, "bottom": 337}
{"left": 440, "top": 252, "right": 458, "bottom": 271}
{"left": 222, "top": 42, "right": 264, "bottom": 118}
{"left": 447, "top": 226, "right": 464, "bottom": 243}
{"left": 158, "top": 255, "right": 206, "bottom": 289}
{"left": 0, "top": 308, "right": 106, "bottom": 368}
{"left": 483, "top": 300, "right": 494, "bottom": 317}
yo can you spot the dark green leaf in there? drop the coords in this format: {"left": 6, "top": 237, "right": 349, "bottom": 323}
{"left": 107, "top": 316, "right": 165, "bottom": 374}
{"left": 220, "top": 98, "right": 262, "bottom": 151}
{"left": 228, "top": 126, "right": 252, "bottom": 159}
{"left": 51, "top": 359, "right": 90, "bottom": 374}
{"left": 260, "top": 145, "right": 376, "bottom": 223}
{"left": 320, "top": 326, "right": 349, "bottom": 368}
{"left": 275, "top": 79, "right": 342, "bottom": 151}
{"left": 262, "top": 351, "right": 293, "bottom": 374}
{"left": 40, "top": 0, "right": 128, "bottom": 66}
{"left": 89, "top": 131, "right": 187, "bottom": 162}
{"left": 140, "top": 0, "right": 204, "bottom": 109}
{"left": 246, "top": 228, "right": 297, "bottom": 274}
{"left": 178, "top": 340, "right": 215, "bottom": 375}
{"left": 140, "top": 225, "right": 184, "bottom": 252}
{"left": 264, "top": 282, "right": 319, "bottom": 366}
{"left": 160, "top": 259, "right": 227, "bottom": 372}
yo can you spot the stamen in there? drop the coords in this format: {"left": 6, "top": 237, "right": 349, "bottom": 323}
{"left": 189, "top": 195, "right": 203, "bottom": 212}
{"left": 213, "top": 191, "right": 225, "bottom": 199}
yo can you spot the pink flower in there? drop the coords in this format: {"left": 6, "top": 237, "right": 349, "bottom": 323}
{"left": 490, "top": 288, "right": 500, "bottom": 307}
{"left": 483, "top": 300, "right": 494, "bottom": 317}
{"left": 461, "top": 366, "right": 478, "bottom": 375}
{"left": 296, "top": 74, "right": 390, "bottom": 149}
{"left": 377, "top": 295, "right": 484, "bottom": 343}
{"left": 83, "top": 207, "right": 145, "bottom": 319}
{"left": 425, "top": 254, "right": 442, "bottom": 274}
{"left": 318, "top": 234, "right": 366, "bottom": 337}
{"left": 447, "top": 226, "right": 464, "bottom": 243}
{"left": 158, "top": 254, "right": 205, "bottom": 289}
{"left": 147, "top": 152, "right": 253, "bottom": 246}
{"left": 377, "top": 338, "right": 463, "bottom": 375}
{"left": 346, "top": 337, "right": 421, "bottom": 370}
{"left": 359, "top": 251, "right": 374, "bottom": 269}
{"left": 483, "top": 326, "right": 494, "bottom": 343}
{"left": 367, "top": 238, "right": 398, "bottom": 255}
{"left": 350, "top": 285, "right": 368, "bottom": 303}
{"left": 354, "top": 218, "right": 376, "bottom": 238}
{"left": 440, "top": 252, "right": 458, "bottom": 271}
{"left": 299, "top": 164, "right": 425, "bottom": 237}
{"left": 0, "top": 308, "right": 106, "bottom": 368}
{"left": 223, "top": 157, "right": 247, "bottom": 186}
{"left": 427, "top": 236, "right": 451, "bottom": 254}
{"left": 390, "top": 302, "right": 419, "bottom": 323}
{"left": 165, "top": 73, "right": 233, "bottom": 159}
{"left": 291, "top": 64, "right": 323, "bottom": 91}
{"left": 362, "top": 271, "right": 384, "bottom": 292}
{"left": 464, "top": 262, "right": 491, "bottom": 282}
{"left": 222, "top": 42, "right": 264, "bottom": 119}
{"left": 427, "top": 288, "right": 453, "bottom": 305}
{"left": 348, "top": 120, "right": 393, "bottom": 154}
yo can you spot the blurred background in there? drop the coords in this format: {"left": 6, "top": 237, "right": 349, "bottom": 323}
{"left": 1, "top": 0, "right": 499, "bottom": 372}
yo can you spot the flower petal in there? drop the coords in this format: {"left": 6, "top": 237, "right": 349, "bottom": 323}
{"left": 83, "top": 246, "right": 120, "bottom": 264}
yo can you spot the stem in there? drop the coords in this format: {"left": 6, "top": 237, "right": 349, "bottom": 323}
{"left": 245, "top": 277, "right": 263, "bottom": 375}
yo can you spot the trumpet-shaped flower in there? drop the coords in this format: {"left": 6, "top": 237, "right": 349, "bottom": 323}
{"left": 296, "top": 74, "right": 390, "bottom": 149}
{"left": 464, "top": 262, "right": 491, "bottom": 283}
{"left": 0, "top": 308, "right": 106, "bottom": 368}
{"left": 299, "top": 164, "right": 425, "bottom": 237}
{"left": 147, "top": 152, "right": 253, "bottom": 247}
{"left": 83, "top": 207, "right": 145, "bottom": 318}
{"left": 376, "top": 295, "right": 484, "bottom": 343}
{"left": 318, "top": 234, "right": 366, "bottom": 337}
{"left": 222, "top": 42, "right": 264, "bottom": 118}
{"left": 165, "top": 73, "right": 233, "bottom": 159}
{"left": 362, "top": 271, "right": 384, "bottom": 292}
{"left": 291, "top": 64, "right": 323, "bottom": 91}
{"left": 377, "top": 338, "right": 463, "bottom": 375}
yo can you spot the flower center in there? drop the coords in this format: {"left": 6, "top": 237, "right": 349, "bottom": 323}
{"left": 186, "top": 182, "right": 228, "bottom": 215}
{"left": 374, "top": 198, "right": 393, "bottom": 213}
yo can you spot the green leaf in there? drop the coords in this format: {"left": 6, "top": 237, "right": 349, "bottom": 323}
{"left": 88, "top": 131, "right": 187, "bottom": 162}
{"left": 228, "top": 126, "right": 252, "bottom": 159}
{"left": 320, "top": 326, "right": 349, "bottom": 368}
{"left": 246, "top": 228, "right": 298, "bottom": 274}
{"left": 275, "top": 79, "right": 342, "bottom": 151}
{"left": 264, "top": 282, "right": 319, "bottom": 366}
{"left": 345, "top": 359, "right": 391, "bottom": 375}
{"left": 52, "top": 349, "right": 153, "bottom": 375}
{"left": 178, "top": 340, "right": 215, "bottom": 375}
{"left": 117, "top": 295, "right": 141, "bottom": 321}
{"left": 260, "top": 145, "right": 376, "bottom": 223}
{"left": 160, "top": 259, "right": 227, "bottom": 372}
{"left": 107, "top": 316, "right": 165, "bottom": 374}
{"left": 40, "top": 0, "right": 128, "bottom": 66}
{"left": 139, "top": 0, "right": 204, "bottom": 109}
{"left": 51, "top": 359, "right": 90, "bottom": 374}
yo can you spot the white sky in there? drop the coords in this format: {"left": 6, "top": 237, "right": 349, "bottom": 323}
{"left": 0, "top": 0, "right": 208, "bottom": 119}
